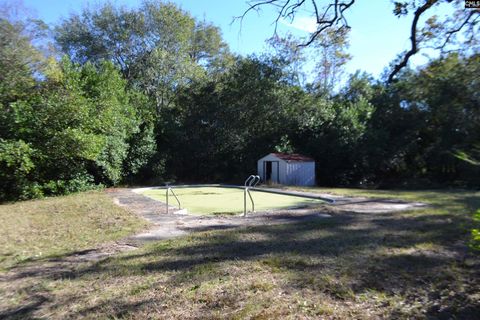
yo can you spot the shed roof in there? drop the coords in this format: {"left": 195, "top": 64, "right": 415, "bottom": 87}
{"left": 270, "top": 152, "right": 314, "bottom": 162}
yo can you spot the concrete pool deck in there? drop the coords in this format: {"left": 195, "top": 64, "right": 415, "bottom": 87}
{"left": 136, "top": 186, "right": 330, "bottom": 215}
{"left": 107, "top": 187, "right": 428, "bottom": 245}
{"left": 21, "top": 187, "right": 426, "bottom": 267}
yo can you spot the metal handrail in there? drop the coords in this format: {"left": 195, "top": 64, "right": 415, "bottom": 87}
{"left": 247, "top": 188, "right": 254, "bottom": 213}
{"left": 166, "top": 187, "right": 181, "bottom": 214}
{"left": 251, "top": 175, "right": 261, "bottom": 187}
{"left": 244, "top": 175, "right": 255, "bottom": 187}
{"left": 244, "top": 174, "right": 259, "bottom": 216}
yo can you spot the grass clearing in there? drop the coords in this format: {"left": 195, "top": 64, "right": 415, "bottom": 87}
{"left": 1, "top": 188, "right": 479, "bottom": 319}
{"left": 141, "top": 186, "right": 324, "bottom": 215}
{"left": 0, "top": 191, "right": 147, "bottom": 270}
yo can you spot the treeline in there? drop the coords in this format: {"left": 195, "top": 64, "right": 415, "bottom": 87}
{"left": 1, "top": 1, "right": 479, "bottom": 201}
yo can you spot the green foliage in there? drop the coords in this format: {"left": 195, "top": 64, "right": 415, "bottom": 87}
{"left": 124, "top": 124, "right": 157, "bottom": 176}
{"left": 364, "top": 53, "right": 480, "bottom": 186}
{"left": 0, "top": 139, "right": 36, "bottom": 199}
{"left": 163, "top": 56, "right": 290, "bottom": 181}
{"left": 471, "top": 209, "right": 480, "bottom": 251}
{"left": 0, "top": 139, "right": 34, "bottom": 174}
{"left": 28, "top": 58, "right": 139, "bottom": 185}
{"left": 41, "top": 173, "right": 100, "bottom": 195}
{"left": 312, "top": 27, "right": 352, "bottom": 93}
{"left": 0, "top": 48, "right": 150, "bottom": 200}
{"left": 55, "top": 0, "right": 230, "bottom": 110}
{"left": 267, "top": 34, "right": 307, "bottom": 86}
{"left": 455, "top": 146, "right": 480, "bottom": 166}
{"left": 0, "top": 17, "right": 42, "bottom": 106}
{"left": 289, "top": 85, "right": 375, "bottom": 185}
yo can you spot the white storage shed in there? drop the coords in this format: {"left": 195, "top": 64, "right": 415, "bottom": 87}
{"left": 257, "top": 153, "right": 316, "bottom": 186}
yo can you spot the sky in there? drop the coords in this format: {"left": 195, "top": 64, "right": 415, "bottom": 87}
{"left": 20, "top": 0, "right": 456, "bottom": 78}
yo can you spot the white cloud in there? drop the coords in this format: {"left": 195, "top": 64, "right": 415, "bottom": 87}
{"left": 280, "top": 16, "right": 318, "bottom": 33}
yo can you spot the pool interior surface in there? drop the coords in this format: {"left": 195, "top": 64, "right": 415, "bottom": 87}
{"left": 140, "top": 187, "right": 325, "bottom": 215}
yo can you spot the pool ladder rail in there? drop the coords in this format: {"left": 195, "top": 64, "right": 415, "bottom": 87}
{"left": 165, "top": 186, "right": 182, "bottom": 214}
{"left": 165, "top": 176, "right": 259, "bottom": 216}
{"left": 244, "top": 175, "right": 260, "bottom": 217}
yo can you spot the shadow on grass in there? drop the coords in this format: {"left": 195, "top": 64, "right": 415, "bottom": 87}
{"left": 0, "top": 295, "right": 48, "bottom": 320}
{"left": 2, "top": 203, "right": 480, "bottom": 319}
{"left": 455, "top": 195, "right": 480, "bottom": 213}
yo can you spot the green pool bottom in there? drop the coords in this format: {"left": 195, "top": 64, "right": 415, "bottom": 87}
{"left": 140, "top": 186, "right": 324, "bottom": 215}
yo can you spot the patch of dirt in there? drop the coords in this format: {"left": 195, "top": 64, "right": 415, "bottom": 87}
{"left": 332, "top": 199, "right": 428, "bottom": 213}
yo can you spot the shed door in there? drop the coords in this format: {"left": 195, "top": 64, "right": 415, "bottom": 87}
{"left": 263, "top": 161, "right": 279, "bottom": 184}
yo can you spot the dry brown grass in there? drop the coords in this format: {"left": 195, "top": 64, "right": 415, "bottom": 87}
{"left": 0, "top": 191, "right": 147, "bottom": 270}
{"left": 1, "top": 189, "right": 479, "bottom": 319}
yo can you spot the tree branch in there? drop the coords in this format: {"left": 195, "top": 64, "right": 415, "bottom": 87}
{"left": 436, "top": 9, "right": 479, "bottom": 51}
{"left": 239, "top": 0, "right": 476, "bottom": 84}
{"left": 387, "top": 0, "right": 438, "bottom": 83}
{"left": 300, "top": 0, "right": 356, "bottom": 47}
{"left": 237, "top": 1, "right": 355, "bottom": 47}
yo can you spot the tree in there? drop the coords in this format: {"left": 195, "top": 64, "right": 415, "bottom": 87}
{"left": 409, "top": 53, "right": 480, "bottom": 184}
{"left": 0, "top": 10, "right": 45, "bottom": 200}
{"left": 0, "top": 5, "right": 159, "bottom": 200}
{"left": 25, "top": 59, "right": 140, "bottom": 183}
{"left": 267, "top": 33, "right": 307, "bottom": 86}
{"left": 267, "top": 26, "right": 351, "bottom": 94}
{"left": 55, "top": 0, "right": 230, "bottom": 111}
{"left": 0, "top": 53, "right": 151, "bottom": 200}
{"left": 239, "top": 0, "right": 479, "bottom": 82}
{"left": 288, "top": 75, "right": 375, "bottom": 185}
{"left": 312, "top": 26, "right": 351, "bottom": 93}
{"left": 361, "top": 53, "right": 480, "bottom": 186}
{"left": 0, "top": 139, "right": 36, "bottom": 199}
{"left": 0, "top": 7, "right": 47, "bottom": 134}
{"left": 164, "top": 56, "right": 292, "bottom": 181}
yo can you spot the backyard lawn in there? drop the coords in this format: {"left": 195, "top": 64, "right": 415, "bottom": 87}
{"left": 0, "top": 188, "right": 479, "bottom": 319}
{"left": 0, "top": 191, "right": 148, "bottom": 270}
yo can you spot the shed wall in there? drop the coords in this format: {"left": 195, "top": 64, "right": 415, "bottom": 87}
{"left": 285, "top": 162, "right": 315, "bottom": 186}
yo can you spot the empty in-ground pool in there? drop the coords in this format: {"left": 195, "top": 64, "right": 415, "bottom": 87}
{"left": 139, "top": 186, "right": 326, "bottom": 215}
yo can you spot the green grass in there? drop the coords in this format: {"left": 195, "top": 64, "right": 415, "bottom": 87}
{"left": 0, "top": 191, "right": 147, "bottom": 270}
{"left": 1, "top": 188, "right": 479, "bottom": 319}
{"left": 141, "top": 187, "right": 324, "bottom": 214}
